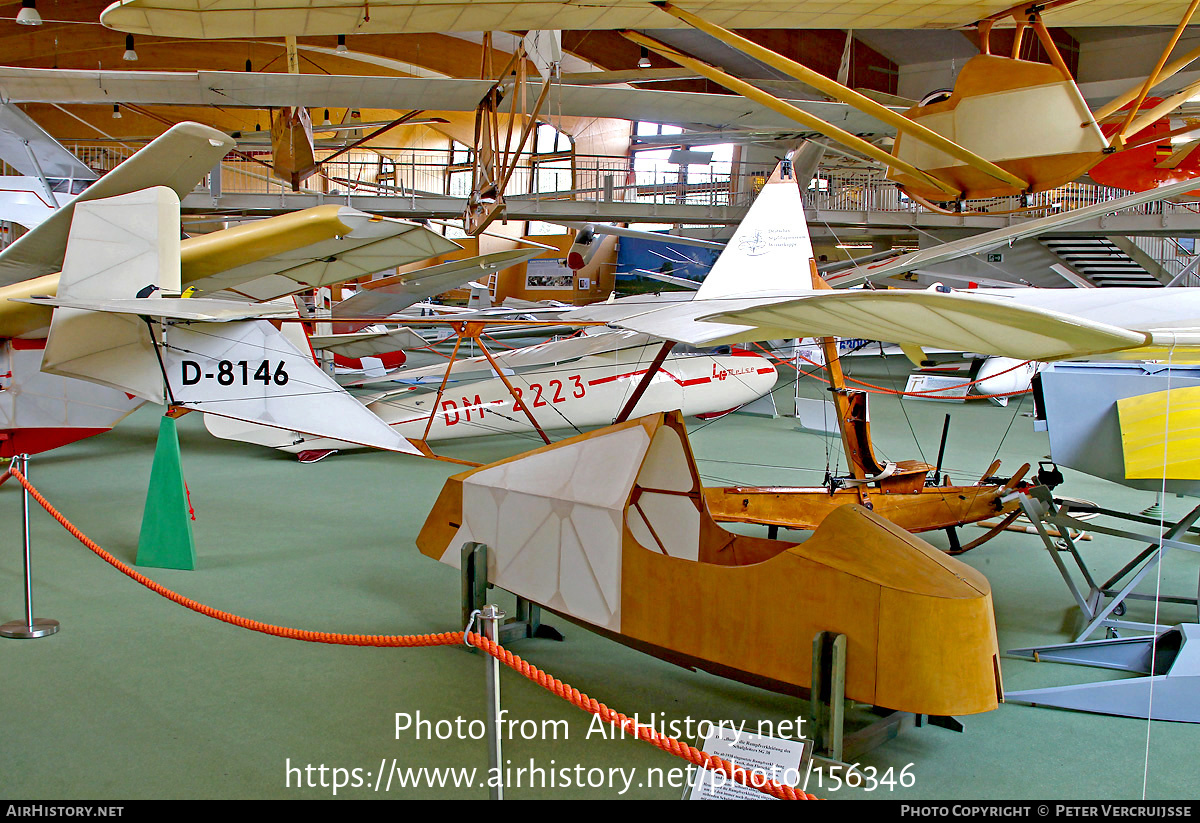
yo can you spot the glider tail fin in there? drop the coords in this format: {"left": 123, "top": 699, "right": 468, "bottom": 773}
{"left": 694, "top": 158, "right": 817, "bottom": 300}
{"left": 42, "top": 187, "right": 181, "bottom": 403}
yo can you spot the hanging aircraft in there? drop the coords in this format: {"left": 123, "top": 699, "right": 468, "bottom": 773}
{"left": 0, "top": 102, "right": 98, "bottom": 231}
{"left": 94, "top": 0, "right": 1199, "bottom": 40}
{"left": 619, "top": 1, "right": 1200, "bottom": 207}
{"left": 72, "top": 0, "right": 1200, "bottom": 215}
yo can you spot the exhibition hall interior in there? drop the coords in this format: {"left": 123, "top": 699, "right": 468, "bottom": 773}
{"left": 3, "top": 0, "right": 1200, "bottom": 802}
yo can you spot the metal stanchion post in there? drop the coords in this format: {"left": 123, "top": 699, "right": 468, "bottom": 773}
{"left": 481, "top": 603, "right": 506, "bottom": 800}
{"left": 1, "top": 454, "right": 59, "bottom": 639}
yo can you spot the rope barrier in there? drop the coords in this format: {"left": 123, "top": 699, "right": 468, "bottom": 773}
{"left": 4, "top": 466, "right": 816, "bottom": 801}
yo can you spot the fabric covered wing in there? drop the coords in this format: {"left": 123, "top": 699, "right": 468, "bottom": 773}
{"left": 0, "top": 122, "right": 234, "bottom": 287}
{"left": 186, "top": 213, "right": 459, "bottom": 301}
{"left": 703, "top": 290, "right": 1148, "bottom": 361}
{"left": 333, "top": 248, "right": 547, "bottom": 320}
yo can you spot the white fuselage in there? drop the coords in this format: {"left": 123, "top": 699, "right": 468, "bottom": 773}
{"left": 206, "top": 350, "right": 777, "bottom": 453}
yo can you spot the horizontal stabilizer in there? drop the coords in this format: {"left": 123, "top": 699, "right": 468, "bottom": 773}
{"left": 163, "top": 320, "right": 421, "bottom": 455}
{"left": 17, "top": 296, "right": 295, "bottom": 322}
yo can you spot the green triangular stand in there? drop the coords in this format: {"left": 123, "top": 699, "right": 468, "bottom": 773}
{"left": 137, "top": 415, "right": 197, "bottom": 570}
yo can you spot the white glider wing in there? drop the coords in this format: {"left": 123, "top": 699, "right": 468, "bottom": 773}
{"left": 0, "top": 122, "right": 235, "bottom": 287}
{"left": 333, "top": 247, "right": 547, "bottom": 320}
{"left": 702, "top": 290, "right": 1149, "bottom": 361}
{"left": 186, "top": 210, "right": 460, "bottom": 301}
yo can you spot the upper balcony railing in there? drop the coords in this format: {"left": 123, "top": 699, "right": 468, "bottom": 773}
{"left": 57, "top": 142, "right": 1200, "bottom": 219}
{"left": 12, "top": 144, "right": 1191, "bottom": 279}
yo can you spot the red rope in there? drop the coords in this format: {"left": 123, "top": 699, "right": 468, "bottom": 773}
{"left": 4, "top": 466, "right": 817, "bottom": 800}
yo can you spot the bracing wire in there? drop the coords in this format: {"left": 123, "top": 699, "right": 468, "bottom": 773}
{"left": 1142, "top": 340, "right": 1176, "bottom": 800}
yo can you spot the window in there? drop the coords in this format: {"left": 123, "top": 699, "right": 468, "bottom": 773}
{"left": 530, "top": 123, "right": 574, "bottom": 195}
{"left": 446, "top": 140, "right": 474, "bottom": 197}
{"left": 631, "top": 123, "right": 735, "bottom": 205}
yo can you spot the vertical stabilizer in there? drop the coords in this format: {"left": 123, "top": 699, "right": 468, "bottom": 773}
{"left": 58, "top": 186, "right": 180, "bottom": 299}
{"left": 41, "top": 187, "right": 181, "bottom": 403}
{"left": 694, "top": 160, "right": 814, "bottom": 300}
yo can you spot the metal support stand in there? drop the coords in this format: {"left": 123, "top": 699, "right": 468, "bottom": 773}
{"left": 1016, "top": 488, "right": 1200, "bottom": 641}
{"left": 1, "top": 454, "right": 59, "bottom": 639}
{"left": 481, "top": 604, "right": 505, "bottom": 800}
{"left": 1006, "top": 623, "right": 1200, "bottom": 723}
{"left": 460, "top": 542, "right": 562, "bottom": 651}
{"left": 808, "top": 631, "right": 937, "bottom": 767}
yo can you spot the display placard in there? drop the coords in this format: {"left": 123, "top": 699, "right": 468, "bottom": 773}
{"left": 686, "top": 727, "right": 809, "bottom": 801}
{"left": 525, "top": 258, "right": 575, "bottom": 289}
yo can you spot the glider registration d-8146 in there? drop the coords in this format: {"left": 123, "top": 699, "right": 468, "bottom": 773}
{"left": 180, "top": 360, "right": 290, "bottom": 387}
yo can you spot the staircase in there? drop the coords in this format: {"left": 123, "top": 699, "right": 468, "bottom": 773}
{"left": 1040, "top": 236, "right": 1166, "bottom": 287}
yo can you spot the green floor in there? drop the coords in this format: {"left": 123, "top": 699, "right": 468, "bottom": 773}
{"left": 3, "top": 361, "right": 1198, "bottom": 800}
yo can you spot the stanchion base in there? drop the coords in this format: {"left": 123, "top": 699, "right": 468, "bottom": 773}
{"left": 0, "top": 617, "right": 60, "bottom": 639}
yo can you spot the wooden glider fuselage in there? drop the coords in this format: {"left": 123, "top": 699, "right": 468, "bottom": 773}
{"left": 704, "top": 383, "right": 1023, "bottom": 535}
{"left": 708, "top": 327, "right": 1026, "bottom": 538}
{"left": 270, "top": 106, "right": 318, "bottom": 191}
{"left": 891, "top": 55, "right": 1108, "bottom": 201}
{"left": 417, "top": 411, "right": 1003, "bottom": 716}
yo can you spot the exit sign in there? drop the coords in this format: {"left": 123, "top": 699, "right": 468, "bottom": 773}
{"left": 986, "top": 253, "right": 1003, "bottom": 262}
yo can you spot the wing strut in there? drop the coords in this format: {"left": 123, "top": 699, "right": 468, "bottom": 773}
{"left": 413, "top": 320, "right": 553, "bottom": 449}
{"left": 614, "top": 341, "right": 676, "bottom": 424}
{"left": 472, "top": 327, "right": 552, "bottom": 445}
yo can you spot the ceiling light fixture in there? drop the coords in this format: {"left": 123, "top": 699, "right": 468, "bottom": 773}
{"left": 637, "top": 46, "right": 651, "bottom": 69}
{"left": 112, "top": 104, "right": 122, "bottom": 120}
{"left": 123, "top": 34, "right": 138, "bottom": 61}
{"left": 16, "top": 0, "right": 42, "bottom": 25}
{"left": 336, "top": 34, "right": 348, "bottom": 53}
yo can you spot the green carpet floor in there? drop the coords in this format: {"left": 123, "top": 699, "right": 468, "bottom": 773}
{"left": 3, "top": 361, "right": 1197, "bottom": 800}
